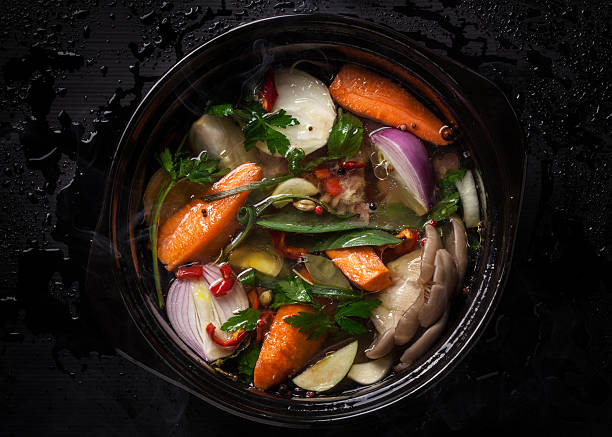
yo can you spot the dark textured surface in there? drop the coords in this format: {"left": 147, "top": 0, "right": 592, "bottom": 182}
{"left": 1, "top": 0, "right": 611, "bottom": 435}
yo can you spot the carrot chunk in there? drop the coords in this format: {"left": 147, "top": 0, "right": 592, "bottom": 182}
{"left": 157, "top": 162, "right": 263, "bottom": 270}
{"left": 254, "top": 304, "right": 326, "bottom": 390}
{"left": 329, "top": 64, "right": 452, "bottom": 145}
{"left": 326, "top": 246, "right": 391, "bottom": 292}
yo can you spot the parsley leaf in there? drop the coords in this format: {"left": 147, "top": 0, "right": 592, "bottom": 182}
{"left": 284, "top": 298, "right": 380, "bottom": 338}
{"left": 262, "top": 125, "right": 291, "bottom": 155}
{"left": 157, "top": 147, "right": 176, "bottom": 180}
{"left": 334, "top": 299, "right": 381, "bottom": 335}
{"left": 277, "top": 276, "right": 313, "bottom": 303}
{"left": 284, "top": 308, "right": 332, "bottom": 340}
{"left": 151, "top": 143, "right": 228, "bottom": 308}
{"left": 205, "top": 102, "right": 234, "bottom": 117}
{"left": 265, "top": 109, "right": 300, "bottom": 129}
{"left": 221, "top": 308, "right": 261, "bottom": 333}
{"left": 236, "top": 341, "right": 261, "bottom": 382}
{"left": 286, "top": 148, "right": 306, "bottom": 174}
{"left": 327, "top": 108, "right": 364, "bottom": 159}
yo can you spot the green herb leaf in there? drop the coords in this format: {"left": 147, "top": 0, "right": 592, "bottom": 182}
{"left": 335, "top": 317, "right": 367, "bottom": 335}
{"left": 256, "top": 203, "right": 424, "bottom": 234}
{"left": 237, "top": 269, "right": 256, "bottom": 287}
{"left": 157, "top": 148, "right": 176, "bottom": 181}
{"left": 277, "top": 276, "right": 313, "bottom": 304}
{"left": 305, "top": 229, "right": 401, "bottom": 252}
{"left": 200, "top": 175, "right": 294, "bottom": 203}
{"left": 206, "top": 103, "right": 235, "bottom": 117}
{"left": 236, "top": 341, "right": 261, "bottom": 382}
{"left": 263, "top": 126, "right": 291, "bottom": 155}
{"left": 327, "top": 108, "right": 364, "bottom": 159}
{"left": 284, "top": 309, "right": 332, "bottom": 340}
{"left": 286, "top": 148, "right": 305, "bottom": 174}
{"left": 429, "top": 191, "right": 461, "bottom": 223}
{"left": 221, "top": 308, "right": 261, "bottom": 333}
{"left": 240, "top": 108, "right": 299, "bottom": 155}
{"left": 310, "top": 284, "right": 362, "bottom": 300}
{"left": 265, "top": 109, "right": 300, "bottom": 128}
{"left": 334, "top": 298, "right": 381, "bottom": 335}
{"left": 438, "top": 168, "right": 467, "bottom": 197}
{"left": 303, "top": 254, "right": 351, "bottom": 289}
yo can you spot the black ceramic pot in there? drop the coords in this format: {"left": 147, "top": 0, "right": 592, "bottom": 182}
{"left": 87, "top": 14, "right": 525, "bottom": 427}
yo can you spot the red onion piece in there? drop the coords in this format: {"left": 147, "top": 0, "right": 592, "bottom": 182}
{"left": 370, "top": 127, "right": 433, "bottom": 215}
{"left": 166, "top": 263, "right": 249, "bottom": 362}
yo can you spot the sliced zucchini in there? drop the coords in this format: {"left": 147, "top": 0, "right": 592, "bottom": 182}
{"left": 292, "top": 340, "right": 358, "bottom": 392}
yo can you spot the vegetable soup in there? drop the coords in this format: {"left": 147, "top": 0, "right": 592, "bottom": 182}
{"left": 143, "top": 61, "right": 482, "bottom": 397}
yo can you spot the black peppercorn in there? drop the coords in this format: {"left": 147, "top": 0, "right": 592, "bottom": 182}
{"left": 337, "top": 167, "right": 346, "bottom": 175}
{"left": 201, "top": 209, "right": 207, "bottom": 217}
{"left": 369, "top": 202, "right": 377, "bottom": 211}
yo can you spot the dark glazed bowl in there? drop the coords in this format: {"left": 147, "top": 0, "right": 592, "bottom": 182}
{"left": 87, "top": 14, "right": 525, "bottom": 427}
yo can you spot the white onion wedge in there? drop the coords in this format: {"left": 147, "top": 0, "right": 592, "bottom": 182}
{"left": 347, "top": 355, "right": 393, "bottom": 385}
{"left": 166, "top": 264, "right": 249, "bottom": 362}
{"left": 271, "top": 177, "right": 319, "bottom": 208}
{"left": 189, "top": 114, "right": 258, "bottom": 168}
{"left": 257, "top": 68, "right": 336, "bottom": 156}
{"left": 454, "top": 169, "right": 480, "bottom": 228}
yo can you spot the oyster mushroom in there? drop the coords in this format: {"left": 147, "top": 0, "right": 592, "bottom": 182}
{"left": 394, "top": 291, "right": 424, "bottom": 345}
{"left": 368, "top": 250, "right": 422, "bottom": 351}
{"left": 365, "top": 328, "right": 395, "bottom": 359}
{"left": 418, "top": 249, "right": 457, "bottom": 327}
{"left": 419, "top": 224, "right": 442, "bottom": 284}
{"left": 395, "top": 309, "right": 449, "bottom": 370}
{"left": 443, "top": 214, "right": 468, "bottom": 293}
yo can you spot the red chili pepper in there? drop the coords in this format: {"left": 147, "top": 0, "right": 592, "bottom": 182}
{"left": 420, "top": 238, "right": 427, "bottom": 247}
{"left": 259, "top": 70, "right": 278, "bottom": 112}
{"left": 176, "top": 265, "right": 204, "bottom": 280}
{"left": 209, "top": 264, "right": 236, "bottom": 296}
{"left": 323, "top": 177, "right": 343, "bottom": 196}
{"left": 339, "top": 161, "right": 366, "bottom": 171}
{"left": 206, "top": 323, "right": 247, "bottom": 347}
{"left": 314, "top": 168, "right": 331, "bottom": 180}
{"left": 314, "top": 205, "right": 324, "bottom": 215}
{"left": 428, "top": 219, "right": 437, "bottom": 227}
{"left": 256, "top": 310, "right": 274, "bottom": 343}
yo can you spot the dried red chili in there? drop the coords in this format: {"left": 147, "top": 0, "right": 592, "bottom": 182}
{"left": 206, "top": 323, "right": 247, "bottom": 347}
{"left": 176, "top": 265, "right": 204, "bottom": 280}
{"left": 259, "top": 70, "right": 278, "bottom": 112}
{"left": 209, "top": 264, "right": 237, "bottom": 296}
{"left": 338, "top": 161, "right": 366, "bottom": 171}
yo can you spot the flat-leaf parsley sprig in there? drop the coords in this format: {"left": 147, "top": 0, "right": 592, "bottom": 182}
{"left": 150, "top": 137, "right": 228, "bottom": 308}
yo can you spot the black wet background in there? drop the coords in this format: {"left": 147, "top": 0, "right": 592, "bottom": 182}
{"left": 1, "top": 0, "right": 611, "bottom": 435}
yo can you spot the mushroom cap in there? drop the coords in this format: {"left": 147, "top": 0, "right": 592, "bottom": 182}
{"left": 418, "top": 249, "right": 457, "bottom": 327}
{"left": 394, "top": 290, "right": 424, "bottom": 345}
{"left": 398, "top": 309, "right": 449, "bottom": 366}
{"left": 419, "top": 224, "right": 442, "bottom": 284}
{"left": 365, "top": 328, "right": 395, "bottom": 360}
{"left": 444, "top": 214, "right": 468, "bottom": 293}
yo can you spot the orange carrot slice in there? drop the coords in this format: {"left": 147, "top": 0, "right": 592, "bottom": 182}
{"left": 254, "top": 304, "right": 326, "bottom": 390}
{"left": 326, "top": 246, "right": 391, "bottom": 292}
{"left": 329, "top": 64, "right": 452, "bottom": 145}
{"left": 157, "top": 162, "right": 263, "bottom": 270}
